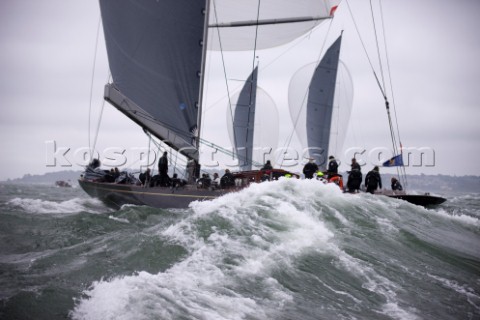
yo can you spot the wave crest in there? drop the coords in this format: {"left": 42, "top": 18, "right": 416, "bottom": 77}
{"left": 7, "top": 197, "right": 110, "bottom": 214}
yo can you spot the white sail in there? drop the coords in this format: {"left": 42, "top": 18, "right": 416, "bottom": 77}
{"left": 288, "top": 35, "right": 353, "bottom": 169}
{"left": 226, "top": 84, "right": 279, "bottom": 170}
{"left": 208, "top": 0, "right": 340, "bottom": 51}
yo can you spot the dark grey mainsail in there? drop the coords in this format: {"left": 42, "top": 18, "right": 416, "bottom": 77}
{"left": 306, "top": 35, "right": 342, "bottom": 168}
{"left": 233, "top": 67, "right": 258, "bottom": 171}
{"left": 99, "top": 0, "right": 206, "bottom": 160}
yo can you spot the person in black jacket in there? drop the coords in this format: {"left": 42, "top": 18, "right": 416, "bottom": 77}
{"left": 350, "top": 158, "right": 361, "bottom": 171}
{"left": 365, "top": 166, "right": 382, "bottom": 194}
{"left": 327, "top": 155, "right": 339, "bottom": 177}
{"left": 261, "top": 160, "right": 273, "bottom": 171}
{"left": 391, "top": 177, "right": 403, "bottom": 191}
{"left": 158, "top": 151, "right": 169, "bottom": 186}
{"left": 139, "top": 168, "right": 151, "bottom": 186}
{"left": 303, "top": 158, "right": 319, "bottom": 179}
{"left": 346, "top": 158, "right": 362, "bottom": 193}
{"left": 220, "top": 169, "right": 235, "bottom": 188}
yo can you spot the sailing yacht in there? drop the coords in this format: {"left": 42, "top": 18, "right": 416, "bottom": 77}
{"left": 80, "top": 0, "right": 445, "bottom": 208}
{"left": 79, "top": 0, "right": 340, "bottom": 209}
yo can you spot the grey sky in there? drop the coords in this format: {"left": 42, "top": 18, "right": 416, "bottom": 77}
{"left": 0, "top": 0, "right": 479, "bottom": 181}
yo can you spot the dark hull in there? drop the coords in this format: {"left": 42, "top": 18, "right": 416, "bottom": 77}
{"left": 79, "top": 169, "right": 299, "bottom": 210}
{"left": 79, "top": 179, "right": 226, "bottom": 210}
{"left": 387, "top": 194, "right": 446, "bottom": 206}
{"left": 80, "top": 178, "right": 447, "bottom": 210}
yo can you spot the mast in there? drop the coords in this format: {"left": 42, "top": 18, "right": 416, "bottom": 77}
{"left": 184, "top": 0, "right": 210, "bottom": 183}
{"left": 195, "top": 0, "right": 211, "bottom": 152}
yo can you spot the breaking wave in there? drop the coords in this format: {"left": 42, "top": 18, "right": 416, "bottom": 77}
{"left": 71, "top": 179, "right": 479, "bottom": 320}
{"left": 7, "top": 197, "right": 110, "bottom": 215}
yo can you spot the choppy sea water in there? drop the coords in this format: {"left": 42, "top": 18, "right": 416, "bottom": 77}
{"left": 0, "top": 180, "right": 479, "bottom": 320}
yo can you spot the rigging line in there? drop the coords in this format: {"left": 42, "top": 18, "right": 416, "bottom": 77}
{"left": 345, "top": 0, "right": 386, "bottom": 99}
{"left": 203, "top": 24, "right": 322, "bottom": 114}
{"left": 369, "top": 0, "right": 387, "bottom": 93}
{"left": 262, "top": 26, "right": 319, "bottom": 71}
{"left": 367, "top": 0, "right": 398, "bottom": 157}
{"left": 91, "top": 99, "right": 106, "bottom": 161}
{"left": 90, "top": 73, "right": 111, "bottom": 163}
{"left": 211, "top": 0, "right": 237, "bottom": 159}
{"left": 348, "top": 0, "right": 403, "bottom": 183}
{"left": 249, "top": 0, "right": 262, "bottom": 128}
{"left": 241, "top": 0, "right": 262, "bottom": 167}
{"left": 370, "top": 0, "right": 400, "bottom": 161}
{"left": 203, "top": 32, "right": 309, "bottom": 114}
{"left": 147, "top": 131, "right": 151, "bottom": 170}
{"left": 385, "top": 102, "right": 398, "bottom": 152}
{"left": 378, "top": 0, "right": 407, "bottom": 188}
{"left": 88, "top": 17, "right": 101, "bottom": 162}
{"left": 370, "top": 0, "right": 405, "bottom": 188}
{"left": 250, "top": 0, "right": 261, "bottom": 79}
{"left": 173, "top": 147, "right": 179, "bottom": 175}
{"left": 145, "top": 133, "right": 152, "bottom": 188}
{"left": 379, "top": 1, "right": 408, "bottom": 189}
{"left": 198, "top": 137, "right": 263, "bottom": 167}
{"left": 278, "top": 19, "right": 335, "bottom": 168}
{"left": 145, "top": 131, "right": 189, "bottom": 179}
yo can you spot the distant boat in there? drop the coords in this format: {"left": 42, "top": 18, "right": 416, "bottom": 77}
{"left": 55, "top": 180, "right": 72, "bottom": 188}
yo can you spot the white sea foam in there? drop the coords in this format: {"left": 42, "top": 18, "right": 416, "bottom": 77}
{"left": 7, "top": 197, "right": 110, "bottom": 214}
{"left": 335, "top": 250, "right": 420, "bottom": 320}
{"left": 427, "top": 273, "right": 480, "bottom": 311}
{"left": 71, "top": 179, "right": 435, "bottom": 319}
{"left": 382, "top": 302, "right": 420, "bottom": 320}
{"left": 72, "top": 179, "right": 347, "bottom": 319}
{"left": 431, "top": 208, "right": 480, "bottom": 227}
{"left": 108, "top": 215, "right": 130, "bottom": 223}
{"left": 375, "top": 217, "right": 399, "bottom": 233}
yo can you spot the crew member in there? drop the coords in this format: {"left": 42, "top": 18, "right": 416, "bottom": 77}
{"left": 327, "top": 155, "right": 339, "bottom": 176}
{"left": 365, "top": 166, "right": 382, "bottom": 194}
{"left": 303, "top": 158, "right": 319, "bottom": 179}
{"left": 220, "top": 169, "right": 235, "bottom": 188}
{"left": 346, "top": 158, "right": 362, "bottom": 193}
{"left": 158, "top": 151, "right": 169, "bottom": 186}
{"left": 261, "top": 160, "right": 273, "bottom": 171}
{"left": 391, "top": 177, "right": 403, "bottom": 191}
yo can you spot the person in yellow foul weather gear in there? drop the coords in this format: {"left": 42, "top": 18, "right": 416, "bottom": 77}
{"left": 315, "top": 171, "right": 327, "bottom": 183}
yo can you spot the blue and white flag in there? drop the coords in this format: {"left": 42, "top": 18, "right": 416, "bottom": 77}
{"left": 382, "top": 154, "right": 404, "bottom": 167}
